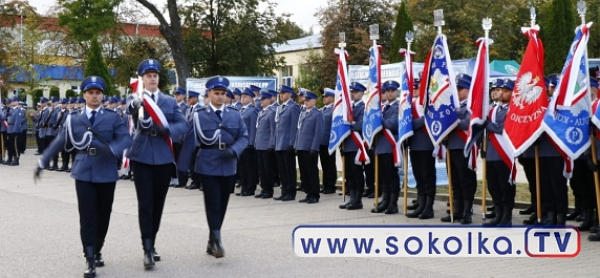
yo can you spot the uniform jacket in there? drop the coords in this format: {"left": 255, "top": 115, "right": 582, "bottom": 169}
{"left": 33, "top": 112, "right": 40, "bottom": 132}
{"left": 178, "top": 105, "right": 249, "bottom": 176}
{"left": 446, "top": 101, "right": 471, "bottom": 150}
{"left": 375, "top": 100, "right": 399, "bottom": 154}
{"left": 45, "top": 105, "right": 61, "bottom": 137}
{"left": 20, "top": 108, "right": 27, "bottom": 132}
{"left": 6, "top": 106, "right": 23, "bottom": 134}
{"left": 274, "top": 100, "right": 301, "bottom": 151}
{"left": 294, "top": 108, "right": 324, "bottom": 152}
{"left": 38, "top": 107, "right": 50, "bottom": 138}
{"left": 255, "top": 106, "right": 276, "bottom": 151}
{"left": 40, "top": 107, "right": 132, "bottom": 183}
{"left": 126, "top": 91, "right": 187, "bottom": 165}
{"left": 343, "top": 100, "right": 365, "bottom": 153}
{"left": 320, "top": 104, "right": 333, "bottom": 146}
{"left": 485, "top": 104, "right": 508, "bottom": 161}
{"left": 240, "top": 104, "right": 258, "bottom": 147}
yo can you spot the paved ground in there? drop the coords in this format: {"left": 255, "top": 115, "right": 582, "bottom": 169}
{"left": 1, "top": 152, "right": 599, "bottom": 278}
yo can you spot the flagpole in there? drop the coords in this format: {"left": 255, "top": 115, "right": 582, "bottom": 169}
{"left": 402, "top": 31, "right": 414, "bottom": 215}
{"left": 446, "top": 145, "right": 455, "bottom": 222}
{"left": 339, "top": 32, "right": 347, "bottom": 203}
{"left": 481, "top": 18, "right": 492, "bottom": 221}
{"left": 370, "top": 24, "right": 380, "bottom": 207}
{"left": 403, "top": 145, "right": 409, "bottom": 215}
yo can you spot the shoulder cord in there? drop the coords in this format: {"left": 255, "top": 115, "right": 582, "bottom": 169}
{"left": 193, "top": 110, "right": 220, "bottom": 146}
{"left": 63, "top": 113, "right": 93, "bottom": 152}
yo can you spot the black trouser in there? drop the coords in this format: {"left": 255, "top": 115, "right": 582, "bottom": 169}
{"left": 449, "top": 149, "right": 477, "bottom": 202}
{"left": 539, "top": 157, "right": 568, "bottom": 214}
{"left": 239, "top": 147, "right": 258, "bottom": 194}
{"left": 487, "top": 160, "right": 515, "bottom": 209}
{"left": 378, "top": 153, "right": 400, "bottom": 195}
{"left": 7, "top": 133, "right": 18, "bottom": 157}
{"left": 200, "top": 174, "right": 235, "bottom": 231}
{"left": 257, "top": 150, "right": 274, "bottom": 195}
{"left": 364, "top": 149, "right": 375, "bottom": 193}
{"left": 298, "top": 150, "right": 320, "bottom": 199}
{"left": 276, "top": 150, "right": 297, "bottom": 198}
{"left": 319, "top": 145, "right": 337, "bottom": 192}
{"left": 61, "top": 149, "right": 72, "bottom": 169}
{"left": 18, "top": 130, "right": 26, "bottom": 153}
{"left": 519, "top": 157, "right": 537, "bottom": 210}
{"left": 35, "top": 130, "right": 42, "bottom": 153}
{"left": 343, "top": 151, "right": 365, "bottom": 192}
{"left": 75, "top": 180, "right": 116, "bottom": 254}
{"left": 571, "top": 160, "right": 596, "bottom": 209}
{"left": 409, "top": 150, "right": 436, "bottom": 197}
{"left": 270, "top": 150, "right": 280, "bottom": 185}
{"left": 131, "top": 161, "right": 172, "bottom": 249}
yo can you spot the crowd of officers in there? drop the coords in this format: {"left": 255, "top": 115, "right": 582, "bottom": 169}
{"left": 6, "top": 59, "right": 600, "bottom": 277}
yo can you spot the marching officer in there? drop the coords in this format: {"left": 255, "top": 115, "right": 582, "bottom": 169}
{"left": 236, "top": 88, "right": 259, "bottom": 196}
{"left": 178, "top": 76, "right": 249, "bottom": 258}
{"left": 273, "top": 85, "right": 301, "bottom": 201}
{"left": 440, "top": 74, "right": 477, "bottom": 224}
{"left": 126, "top": 59, "right": 187, "bottom": 269}
{"left": 339, "top": 82, "right": 367, "bottom": 210}
{"left": 295, "top": 90, "right": 324, "bottom": 203}
{"left": 5, "top": 96, "right": 23, "bottom": 166}
{"left": 255, "top": 92, "right": 276, "bottom": 198}
{"left": 319, "top": 88, "right": 337, "bottom": 194}
{"left": 34, "top": 76, "right": 132, "bottom": 278}
{"left": 371, "top": 81, "right": 400, "bottom": 214}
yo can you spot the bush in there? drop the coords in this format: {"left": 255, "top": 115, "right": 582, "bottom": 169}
{"left": 65, "top": 89, "right": 76, "bottom": 99}
{"left": 49, "top": 86, "right": 60, "bottom": 99}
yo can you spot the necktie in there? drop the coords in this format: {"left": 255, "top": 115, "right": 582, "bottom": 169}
{"left": 215, "top": 110, "right": 222, "bottom": 121}
{"left": 150, "top": 94, "right": 155, "bottom": 102}
{"left": 90, "top": 110, "right": 96, "bottom": 125}
{"left": 384, "top": 104, "right": 390, "bottom": 112}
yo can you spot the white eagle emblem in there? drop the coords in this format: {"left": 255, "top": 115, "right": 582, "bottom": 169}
{"left": 400, "top": 92, "right": 412, "bottom": 112}
{"left": 428, "top": 69, "right": 451, "bottom": 110}
{"left": 513, "top": 72, "right": 543, "bottom": 109}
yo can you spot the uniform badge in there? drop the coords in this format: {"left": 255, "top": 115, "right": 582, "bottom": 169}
{"left": 91, "top": 76, "right": 97, "bottom": 82}
{"left": 149, "top": 60, "right": 154, "bottom": 65}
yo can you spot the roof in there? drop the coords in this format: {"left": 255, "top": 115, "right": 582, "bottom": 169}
{"left": 274, "top": 34, "right": 322, "bottom": 53}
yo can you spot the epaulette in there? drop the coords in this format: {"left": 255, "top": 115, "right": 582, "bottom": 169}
{"left": 70, "top": 110, "right": 79, "bottom": 114}
{"left": 195, "top": 106, "right": 207, "bottom": 112}
{"left": 227, "top": 106, "right": 239, "bottom": 111}
{"left": 103, "top": 108, "right": 116, "bottom": 113}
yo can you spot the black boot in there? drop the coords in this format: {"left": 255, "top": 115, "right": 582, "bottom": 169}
{"left": 460, "top": 200, "right": 473, "bottom": 225}
{"left": 210, "top": 230, "right": 225, "bottom": 258}
{"left": 519, "top": 206, "right": 535, "bottom": 215}
{"left": 487, "top": 205, "right": 495, "bottom": 212}
{"left": 83, "top": 246, "right": 96, "bottom": 278}
{"left": 589, "top": 231, "right": 600, "bottom": 241}
{"left": 406, "top": 196, "right": 425, "bottom": 218}
{"left": 498, "top": 206, "right": 513, "bottom": 227}
{"left": 566, "top": 207, "right": 581, "bottom": 221}
{"left": 346, "top": 189, "right": 363, "bottom": 210}
{"left": 142, "top": 238, "right": 155, "bottom": 269}
{"left": 407, "top": 200, "right": 419, "bottom": 210}
{"left": 94, "top": 240, "right": 104, "bottom": 267}
{"left": 384, "top": 193, "right": 399, "bottom": 214}
{"left": 418, "top": 196, "right": 434, "bottom": 219}
{"left": 371, "top": 193, "right": 389, "bottom": 213}
{"left": 483, "top": 205, "right": 503, "bottom": 227}
{"left": 206, "top": 231, "right": 215, "bottom": 255}
{"left": 556, "top": 213, "right": 566, "bottom": 225}
{"left": 543, "top": 211, "right": 557, "bottom": 225}
{"left": 523, "top": 214, "right": 537, "bottom": 225}
{"left": 441, "top": 199, "right": 462, "bottom": 223}
{"left": 339, "top": 190, "right": 355, "bottom": 209}
{"left": 578, "top": 209, "right": 594, "bottom": 231}
{"left": 9, "top": 157, "right": 19, "bottom": 166}
{"left": 4, "top": 155, "right": 12, "bottom": 165}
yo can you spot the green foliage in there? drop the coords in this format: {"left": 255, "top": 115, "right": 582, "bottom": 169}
{"left": 65, "top": 89, "right": 76, "bottom": 99}
{"left": 49, "top": 86, "right": 60, "bottom": 99}
{"left": 57, "top": 0, "right": 118, "bottom": 42}
{"left": 295, "top": 47, "right": 323, "bottom": 98}
{"left": 84, "top": 36, "right": 115, "bottom": 95}
{"left": 182, "top": 0, "right": 288, "bottom": 77}
{"left": 31, "top": 89, "right": 44, "bottom": 105}
{"left": 112, "top": 38, "right": 172, "bottom": 92}
{"left": 540, "top": 0, "right": 576, "bottom": 74}
{"left": 389, "top": 2, "right": 414, "bottom": 63}
{"left": 276, "top": 16, "right": 312, "bottom": 41}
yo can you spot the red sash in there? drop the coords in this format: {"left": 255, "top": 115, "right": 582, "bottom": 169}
{"left": 487, "top": 106, "right": 516, "bottom": 183}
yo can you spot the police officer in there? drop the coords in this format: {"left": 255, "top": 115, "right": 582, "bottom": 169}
{"left": 250, "top": 85, "right": 262, "bottom": 111}
{"left": 255, "top": 92, "right": 276, "bottom": 198}
{"left": 34, "top": 76, "right": 132, "bottom": 278}
{"left": 171, "top": 87, "right": 188, "bottom": 187}
{"left": 440, "top": 74, "right": 477, "bottom": 224}
{"left": 181, "top": 90, "right": 202, "bottom": 190}
{"left": 273, "top": 85, "right": 301, "bottom": 201}
{"left": 5, "top": 96, "right": 23, "bottom": 166}
{"left": 319, "top": 88, "right": 337, "bottom": 194}
{"left": 0, "top": 101, "right": 7, "bottom": 163}
{"left": 45, "top": 97, "right": 61, "bottom": 170}
{"left": 178, "top": 76, "right": 249, "bottom": 258}
{"left": 371, "top": 81, "right": 400, "bottom": 214}
{"left": 225, "top": 88, "right": 235, "bottom": 107}
{"left": 126, "top": 59, "right": 187, "bottom": 269}
{"left": 236, "top": 88, "right": 259, "bottom": 196}
{"left": 17, "top": 101, "right": 27, "bottom": 155}
{"left": 339, "top": 82, "right": 367, "bottom": 210}
{"left": 268, "top": 89, "right": 281, "bottom": 187}
{"left": 54, "top": 98, "right": 69, "bottom": 171}
{"left": 33, "top": 103, "right": 42, "bottom": 155}
{"left": 232, "top": 88, "right": 242, "bottom": 109}
{"left": 484, "top": 79, "right": 516, "bottom": 227}
{"left": 37, "top": 97, "right": 50, "bottom": 154}
{"left": 295, "top": 90, "right": 324, "bottom": 203}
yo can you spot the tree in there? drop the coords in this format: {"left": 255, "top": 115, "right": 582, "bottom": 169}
{"left": 49, "top": 86, "right": 60, "bottom": 98}
{"left": 31, "top": 88, "right": 44, "bottom": 105}
{"left": 540, "top": 0, "right": 576, "bottom": 74}
{"left": 65, "top": 89, "right": 76, "bottom": 99}
{"left": 84, "top": 36, "right": 115, "bottom": 96}
{"left": 181, "top": 0, "right": 288, "bottom": 77}
{"left": 276, "top": 16, "right": 311, "bottom": 40}
{"left": 112, "top": 37, "right": 171, "bottom": 92}
{"left": 295, "top": 46, "right": 323, "bottom": 98}
{"left": 57, "top": 0, "right": 118, "bottom": 42}
{"left": 389, "top": 1, "right": 414, "bottom": 63}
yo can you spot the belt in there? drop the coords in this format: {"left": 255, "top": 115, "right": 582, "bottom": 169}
{"left": 137, "top": 128, "right": 159, "bottom": 137}
{"left": 78, "top": 147, "right": 100, "bottom": 156}
{"left": 200, "top": 143, "right": 230, "bottom": 150}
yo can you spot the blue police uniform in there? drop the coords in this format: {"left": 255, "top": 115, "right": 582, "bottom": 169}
{"left": 5, "top": 98, "right": 23, "bottom": 165}
{"left": 175, "top": 90, "right": 201, "bottom": 189}
{"left": 255, "top": 93, "right": 277, "bottom": 198}
{"left": 273, "top": 85, "right": 301, "bottom": 200}
{"left": 319, "top": 88, "right": 337, "bottom": 194}
{"left": 236, "top": 89, "right": 259, "bottom": 196}
{"left": 294, "top": 91, "right": 324, "bottom": 203}
{"left": 178, "top": 76, "right": 249, "bottom": 259}
{"left": 232, "top": 88, "right": 243, "bottom": 110}
{"left": 0, "top": 104, "right": 6, "bottom": 163}
{"left": 33, "top": 105, "right": 42, "bottom": 155}
{"left": 35, "top": 76, "right": 132, "bottom": 277}
{"left": 126, "top": 59, "right": 187, "bottom": 267}
{"left": 250, "top": 85, "right": 262, "bottom": 111}
{"left": 18, "top": 104, "right": 27, "bottom": 154}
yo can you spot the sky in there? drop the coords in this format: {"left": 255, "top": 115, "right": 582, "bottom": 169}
{"left": 26, "top": 0, "right": 324, "bottom": 33}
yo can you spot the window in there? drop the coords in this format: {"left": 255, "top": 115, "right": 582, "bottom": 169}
{"left": 280, "top": 66, "right": 293, "bottom": 87}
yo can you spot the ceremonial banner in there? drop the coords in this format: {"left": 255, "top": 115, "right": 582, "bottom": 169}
{"left": 424, "top": 35, "right": 460, "bottom": 146}
{"left": 328, "top": 49, "right": 353, "bottom": 155}
{"left": 363, "top": 45, "right": 383, "bottom": 148}
{"left": 397, "top": 48, "right": 414, "bottom": 148}
{"left": 120, "top": 77, "right": 141, "bottom": 175}
{"left": 464, "top": 38, "right": 490, "bottom": 170}
{"left": 503, "top": 27, "right": 548, "bottom": 156}
{"left": 543, "top": 23, "right": 593, "bottom": 177}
